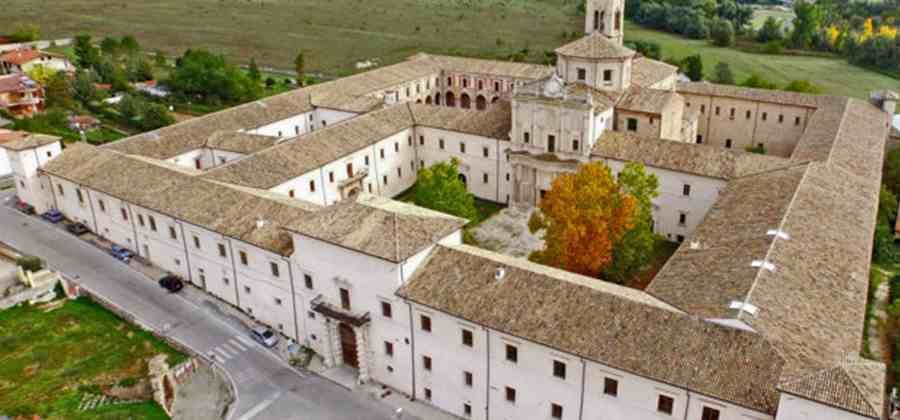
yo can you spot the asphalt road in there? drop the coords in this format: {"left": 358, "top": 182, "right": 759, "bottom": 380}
{"left": 0, "top": 190, "right": 400, "bottom": 420}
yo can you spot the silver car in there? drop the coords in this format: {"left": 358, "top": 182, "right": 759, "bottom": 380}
{"left": 251, "top": 326, "right": 278, "bottom": 348}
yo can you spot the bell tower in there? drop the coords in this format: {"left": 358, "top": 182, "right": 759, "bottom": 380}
{"left": 584, "top": 0, "right": 625, "bottom": 45}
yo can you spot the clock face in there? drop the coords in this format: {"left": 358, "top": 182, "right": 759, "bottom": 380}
{"left": 542, "top": 75, "right": 565, "bottom": 99}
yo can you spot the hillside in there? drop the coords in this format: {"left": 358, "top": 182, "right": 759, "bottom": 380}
{"left": 6, "top": 0, "right": 899, "bottom": 98}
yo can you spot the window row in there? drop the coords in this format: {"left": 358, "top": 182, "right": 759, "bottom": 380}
{"left": 688, "top": 102, "right": 803, "bottom": 126}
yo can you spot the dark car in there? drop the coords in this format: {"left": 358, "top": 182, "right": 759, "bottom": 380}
{"left": 158, "top": 275, "right": 184, "bottom": 293}
{"left": 109, "top": 244, "right": 134, "bottom": 263}
{"left": 15, "top": 201, "right": 35, "bottom": 215}
{"left": 41, "top": 209, "right": 64, "bottom": 224}
{"left": 66, "top": 222, "right": 90, "bottom": 236}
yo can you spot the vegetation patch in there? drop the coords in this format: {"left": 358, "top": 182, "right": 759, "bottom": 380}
{"left": 0, "top": 297, "right": 186, "bottom": 419}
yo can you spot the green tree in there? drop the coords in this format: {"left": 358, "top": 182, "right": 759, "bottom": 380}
{"left": 153, "top": 50, "right": 167, "bottom": 67}
{"left": 883, "top": 148, "right": 900, "bottom": 196}
{"left": 73, "top": 34, "right": 101, "bottom": 69}
{"left": 166, "top": 49, "right": 260, "bottom": 104}
{"left": 757, "top": 16, "right": 784, "bottom": 43}
{"left": 740, "top": 73, "right": 778, "bottom": 89}
{"left": 44, "top": 71, "right": 75, "bottom": 109}
{"left": 248, "top": 57, "right": 262, "bottom": 82}
{"left": 712, "top": 61, "right": 735, "bottom": 84}
{"left": 709, "top": 18, "right": 736, "bottom": 47}
{"left": 790, "top": 0, "right": 822, "bottom": 49}
{"left": 141, "top": 103, "right": 175, "bottom": 130}
{"left": 100, "top": 36, "right": 121, "bottom": 57}
{"left": 682, "top": 54, "right": 704, "bottom": 81}
{"left": 119, "top": 35, "right": 141, "bottom": 56}
{"left": 874, "top": 185, "right": 898, "bottom": 264}
{"left": 126, "top": 57, "right": 154, "bottom": 82}
{"left": 294, "top": 52, "right": 305, "bottom": 86}
{"left": 9, "top": 24, "right": 40, "bottom": 43}
{"left": 16, "top": 256, "right": 44, "bottom": 272}
{"left": 603, "top": 162, "right": 660, "bottom": 284}
{"left": 783, "top": 80, "right": 822, "bottom": 94}
{"left": 73, "top": 70, "right": 102, "bottom": 104}
{"left": 413, "top": 159, "right": 478, "bottom": 222}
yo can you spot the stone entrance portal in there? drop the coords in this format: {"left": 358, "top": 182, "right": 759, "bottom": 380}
{"left": 339, "top": 322, "right": 359, "bottom": 369}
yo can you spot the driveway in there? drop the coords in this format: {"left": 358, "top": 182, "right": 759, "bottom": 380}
{"left": 0, "top": 190, "right": 404, "bottom": 420}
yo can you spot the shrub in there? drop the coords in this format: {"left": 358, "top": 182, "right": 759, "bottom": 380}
{"left": 709, "top": 19, "right": 735, "bottom": 47}
{"left": 712, "top": 62, "right": 735, "bottom": 85}
{"left": 762, "top": 40, "right": 785, "bottom": 55}
{"left": 16, "top": 256, "right": 44, "bottom": 272}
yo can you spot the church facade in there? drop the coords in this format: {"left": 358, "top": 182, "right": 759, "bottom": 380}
{"left": 3, "top": 2, "right": 896, "bottom": 419}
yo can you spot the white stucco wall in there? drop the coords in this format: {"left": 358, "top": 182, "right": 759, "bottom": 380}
{"left": 776, "top": 394, "right": 871, "bottom": 420}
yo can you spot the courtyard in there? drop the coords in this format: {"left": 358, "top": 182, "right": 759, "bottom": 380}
{"left": 0, "top": 297, "right": 186, "bottom": 419}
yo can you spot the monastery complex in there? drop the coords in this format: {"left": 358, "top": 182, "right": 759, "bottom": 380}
{"left": 3, "top": 1, "right": 897, "bottom": 419}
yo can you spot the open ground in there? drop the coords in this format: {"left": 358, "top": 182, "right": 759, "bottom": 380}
{"left": 5, "top": 0, "right": 899, "bottom": 98}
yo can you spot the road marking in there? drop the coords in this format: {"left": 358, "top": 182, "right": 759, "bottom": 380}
{"left": 236, "top": 392, "right": 282, "bottom": 420}
{"left": 229, "top": 338, "right": 248, "bottom": 351}
{"left": 236, "top": 335, "right": 255, "bottom": 346}
{"left": 222, "top": 341, "right": 242, "bottom": 355}
{"left": 214, "top": 347, "right": 232, "bottom": 360}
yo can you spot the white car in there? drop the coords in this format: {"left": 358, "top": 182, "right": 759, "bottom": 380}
{"left": 251, "top": 326, "right": 278, "bottom": 348}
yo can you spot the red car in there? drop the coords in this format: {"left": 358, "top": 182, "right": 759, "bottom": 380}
{"left": 15, "top": 201, "right": 35, "bottom": 215}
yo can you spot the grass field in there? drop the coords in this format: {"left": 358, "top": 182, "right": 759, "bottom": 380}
{"left": 624, "top": 22, "right": 900, "bottom": 98}
{"left": 750, "top": 7, "right": 795, "bottom": 29}
{"left": 6, "top": 0, "right": 898, "bottom": 98}
{"left": 0, "top": 297, "right": 186, "bottom": 419}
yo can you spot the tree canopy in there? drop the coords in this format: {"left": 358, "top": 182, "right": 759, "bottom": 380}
{"left": 682, "top": 54, "right": 704, "bottom": 81}
{"left": 413, "top": 159, "right": 478, "bottom": 222}
{"left": 603, "top": 163, "right": 661, "bottom": 283}
{"left": 166, "top": 49, "right": 260, "bottom": 104}
{"left": 528, "top": 162, "right": 638, "bottom": 277}
{"left": 712, "top": 61, "right": 735, "bottom": 84}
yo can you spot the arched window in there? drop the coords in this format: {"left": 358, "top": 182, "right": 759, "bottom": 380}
{"left": 447, "top": 76, "right": 453, "bottom": 86}
{"left": 426, "top": 96, "right": 433, "bottom": 105}
{"left": 446, "top": 91, "right": 456, "bottom": 107}
{"left": 615, "top": 11, "right": 621, "bottom": 31}
{"left": 478, "top": 80, "right": 484, "bottom": 90}
{"left": 458, "top": 174, "right": 468, "bottom": 186}
{"left": 462, "top": 78, "right": 469, "bottom": 88}
{"left": 600, "top": 11, "right": 606, "bottom": 31}
{"left": 594, "top": 11, "right": 600, "bottom": 31}
{"left": 416, "top": 99, "right": 422, "bottom": 104}
{"left": 476, "top": 95, "right": 487, "bottom": 110}
{"left": 491, "top": 96, "right": 500, "bottom": 104}
{"left": 460, "top": 93, "right": 471, "bottom": 109}
{"left": 435, "top": 92, "right": 441, "bottom": 105}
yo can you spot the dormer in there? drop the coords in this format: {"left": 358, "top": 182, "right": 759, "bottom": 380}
{"left": 554, "top": 33, "right": 635, "bottom": 92}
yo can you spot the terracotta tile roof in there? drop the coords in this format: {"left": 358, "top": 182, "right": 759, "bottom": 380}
{"left": 555, "top": 32, "right": 636, "bottom": 60}
{"left": 0, "top": 130, "right": 60, "bottom": 151}
{"left": 676, "top": 81, "right": 832, "bottom": 108}
{"left": 205, "top": 131, "right": 278, "bottom": 155}
{"left": 616, "top": 86, "right": 679, "bottom": 114}
{"left": 408, "top": 101, "right": 511, "bottom": 139}
{"left": 0, "top": 49, "right": 43, "bottom": 66}
{"left": 202, "top": 104, "right": 416, "bottom": 189}
{"left": 398, "top": 244, "right": 786, "bottom": 414}
{"left": 424, "top": 54, "right": 554, "bottom": 80}
{"left": 631, "top": 57, "right": 677, "bottom": 88}
{"left": 591, "top": 131, "right": 799, "bottom": 180}
{"left": 283, "top": 194, "right": 466, "bottom": 262}
{"left": 40, "top": 143, "right": 316, "bottom": 255}
{"left": 0, "top": 73, "right": 39, "bottom": 94}
{"left": 778, "top": 354, "right": 885, "bottom": 418}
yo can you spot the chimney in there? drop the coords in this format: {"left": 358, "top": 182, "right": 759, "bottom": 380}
{"left": 383, "top": 90, "right": 399, "bottom": 106}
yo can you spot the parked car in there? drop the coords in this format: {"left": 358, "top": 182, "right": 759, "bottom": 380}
{"left": 109, "top": 244, "right": 134, "bottom": 263}
{"left": 66, "top": 222, "right": 90, "bottom": 236}
{"left": 158, "top": 275, "right": 184, "bottom": 293}
{"left": 250, "top": 326, "right": 279, "bottom": 348}
{"left": 15, "top": 200, "right": 35, "bottom": 215}
{"left": 41, "top": 209, "right": 64, "bottom": 224}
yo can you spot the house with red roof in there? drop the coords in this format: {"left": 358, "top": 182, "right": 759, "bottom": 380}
{"left": 0, "top": 48, "right": 74, "bottom": 75}
{"left": 0, "top": 73, "right": 44, "bottom": 117}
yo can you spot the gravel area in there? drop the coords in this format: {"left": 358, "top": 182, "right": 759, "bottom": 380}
{"left": 470, "top": 207, "right": 544, "bottom": 258}
{"left": 171, "top": 363, "right": 233, "bottom": 420}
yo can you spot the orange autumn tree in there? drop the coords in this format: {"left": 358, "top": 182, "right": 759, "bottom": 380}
{"left": 528, "top": 161, "right": 637, "bottom": 276}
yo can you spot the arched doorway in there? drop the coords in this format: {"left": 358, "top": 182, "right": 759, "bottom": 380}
{"left": 461, "top": 93, "right": 471, "bottom": 109}
{"left": 491, "top": 96, "right": 499, "bottom": 104}
{"left": 416, "top": 99, "right": 422, "bottom": 104}
{"left": 435, "top": 92, "right": 441, "bottom": 105}
{"left": 426, "top": 96, "right": 432, "bottom": 104}
{"left": 446, "top": 91, "right": 456, "bottom": 107}
{"left": 476, "top": 95, "right": 487, "bottom": 110}
{"left": 594, "top": 10, "right": 600, "bottom": 31}
{"left": 458, "top": 173, "right": 467, "bottom": 186}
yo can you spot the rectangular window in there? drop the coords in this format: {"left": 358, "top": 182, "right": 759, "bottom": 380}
{"left": 657, "top": 395, "right": 674, "bottom": 415}
{"left": 603, "top": 69, "right": 612, "bottom": 82}
{"left": 407, "top": 136, "right": 412, "bottom": 147}
{"left": 98, "top": 199, "right": 106, "bottom": 212}
{"left": 572, "top": 140, "right": 579, "bottom": 151}
{"left": 380, "top": 148, "right": 385, "bottom": 159}
{"left": 463, "top": 403, "right": 471, "bottom": 417}
{"left": 701, "top": 407, "right": 720, "bottom": 420}
{"left": 439, "top": 139, "right": 445, "bottom": 149}
{"left": 239, "top": 251, "right": 248, "bottom": 266}
{"left": 193, "top": 235, "right": 201, "bottom": 249}
{"left": 120, "top": 208, "right": 128, "bottom": 221}
{"left": 149, "top": 216, "right": 157, "bottom": 232}
{"left": 482, "top": 147, "right": 489, "bottom": 158}
{"left": 423, "top": 355, "right": 432, "bottom": 371}
{"left": 76, "top": 189, "right": 84, "bottom": 203}
{"left": 274, "top": 297, "right": 283, "bottom": 305}
{"left": 746, "top": 110, "right": 752, "bottom": 119}
{"left": 683, "top": 184, "right": 691, "bottom": 196}
{"left": 715, "top": 106, "right": 720, "bottom": 116}
{"left": 505, "top": 386, "right": 516, "bottom": 403}
{"left": 424, "top": 388, "right": 432, "bottom": 401}
{"left": 383, "top": 175, "right": 388, "bottom": 186}
{"left": 762, "top": 112, "right": 768, "bottom": 121}
{"left": 523, "top": 132, "right": 530, "bottom": 143}
{"left": 384, "top": 341, "right": 394, "bottom": 357}
{"left": 365, "top": 156, "right": 370, "bottom": 166}
{"left": 138, "top": 214, "right": 145, "bottom": 227}
{"left": 346, "top": 163, "right": 354, "bottom": 177}
{"left": 505, "top": 344, "right": 518, "bottom": 363}
{"left": 394, "top": 142, "right": 399, "bottom": 152}
{"left": 421, "top": 315, "right": 432, "bottom": 332}
{"left": 304, "top": 274, "right": 314, "bottom": 289}
{"left": 679, "top": 212, "right": 687, "bottom": 225}
{"left": 577, "top": 68, "right": 586, "bottom": 81}
{"left": 779, "top": 114, "right": 784, "bottom": 123}
{"left": 397, "top": 167, "right": 402, "bottom": 178}
{"left": 57, "top": 184, "right": 64, "bottom": 196}
{"left": 553, "top": 360, "right": 566, "bottom": 379}
{"left": 270, "top": 262, "right": 279, "bottom": 277}
{"left": 483, "top": 173, "right": 488, "bottom": 184}
{"left": 329, "top": 171, "right": 335, "bottom": 183}
{"left": 461, "top": 329, "right": 473, "bottom": 347}
{"left": 626, "top": 118, "right": 638, "bottom": 131}
{"left": 700, "top": 104, "right": 706, "bottom": 114}
{"left": 244, "top": 286, "right": 251, "bottom": 294}
{"left": 309, "top": 180, "right": 316, "bottom": 192}
{"left": 460, "top": 142, "right": 466, "bottom": 153}
{"left": 551, "top": 403, "right": 563, "bottom": 419}
{"left": 696, "top": 135, "right": 703, "bottom": 144}
{"left": 419, "top": 135, "right": 424, "bottom": 145}
{"left": 795, "top": 116, "right": 801, "bottom": 126}
{"left": 547, "top": 135, "right": 556, "bottom": 153}
{"left": 463, "top": 371, "right": 473, "bottom": 387}
{"left": 725, "top": 139, "right": 733, "bottom": 148}
{"left": 381, "top": 301, "right": 392, "bottom": 318}
{"left": 340, "top": 288, "right": 351, "bottom": 310}
{"left": 729, "top": 108, "right": 735, "bottom": 118}
{"left": 289, "top": 190, "right": 295, "bottom": 198}
{"left": 218, "top": 243, "right": 227, "bottom": 257}
{"left": 603, "top": 377, "right": 619, "bottom": 397}
{"left": 169, "top": 226, "right": 177, "bottom": 240}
